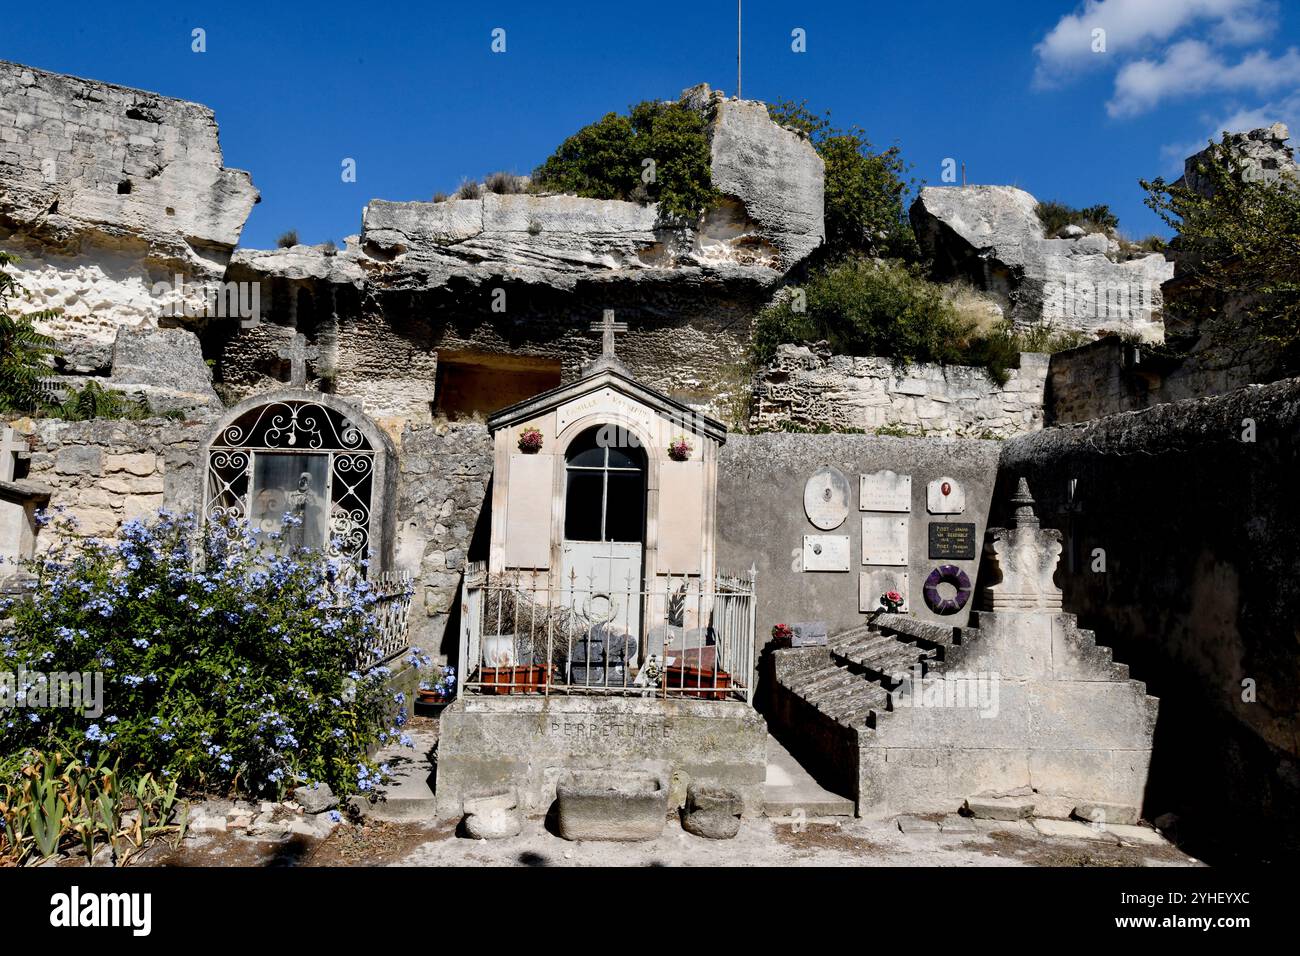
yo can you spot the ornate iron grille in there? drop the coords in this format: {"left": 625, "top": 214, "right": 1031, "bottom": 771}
{"left": 205, "top": 400, "right": 376, "bottom": 567}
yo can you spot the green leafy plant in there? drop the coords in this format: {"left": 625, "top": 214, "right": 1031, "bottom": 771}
{"left": 1142, "top": 133, "right": 1300, "bottom": 367}
{"left": 767, "top": 100, "right": 916, "bottom": 259}
{"left": 533, "top": 99, "right": 719, "bottom": 220}
{"left": 0, "top": 511, "right": 410, "bottom": 804}
{"left": 0, "top": 251, "right": 60, "bottom": 414}
{"left": 1035, "top": 200, "right": 1119, "bottom": 237}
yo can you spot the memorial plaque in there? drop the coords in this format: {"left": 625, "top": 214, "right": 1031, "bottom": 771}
{"left": 803, "top": 534, "right": 850, "bottom": 572}
{"left": 928, "top": 521, "right": 977, "bottom": 560}
{"left": 790, "top": 621, "right": 829, "bottom": 647}
{"left": 860, "top": 569, "right": 909, "bottom": 613}
{"left": 861, "top": 515, "right": 908, "bottom": 566}
{"left": 927, "top": 476, "right": 965, "bottom": 514}
{"left": 860, "top": 470, "right": 911, "bottom": 512}
{"left": 804, "top": 466, "right": 851, "bottom": 530}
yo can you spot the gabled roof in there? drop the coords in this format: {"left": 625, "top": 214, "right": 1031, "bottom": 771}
{"left": 486, "top": 365, "right": 728, "bottom": 445}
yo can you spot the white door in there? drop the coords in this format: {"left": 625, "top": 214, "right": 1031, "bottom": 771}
{"left": 561, "top": 540, "right": 644, "bottom": 645}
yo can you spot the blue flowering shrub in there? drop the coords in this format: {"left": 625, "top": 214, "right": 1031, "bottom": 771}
{"left": 0, "top": 510, "right": 411, "bottom": 799}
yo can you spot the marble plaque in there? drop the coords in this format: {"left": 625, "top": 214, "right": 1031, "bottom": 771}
{"left": 927, "top": 476, "right": 966, "bottom": 514}
{"left": 862, "top": 515, "right": 909, "bottom": 566}
{"left": 803, "top": 534, "right": 850, "bottom": 572}
{"left": 804, "top": 466, "right": 851, "bottom": 530}
{"left": 860, "top": 470, "right": 911, "bottom": 512}
{"left": 860, "top": 569, "right": 910, "bottom": 613}
{"left": 790, "top": 622, "right": 829, "bottom": 647}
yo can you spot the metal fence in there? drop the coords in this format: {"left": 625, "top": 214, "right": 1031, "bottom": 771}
{"left": 359, "top": 570, "right": 414, "bottom": 668}
{"left": 459, "top": 564, "right": 756, "bottom": 703}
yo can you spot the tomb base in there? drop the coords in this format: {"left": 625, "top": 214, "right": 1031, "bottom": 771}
{"left": 435, "top": 695, "right": 768, "bottom": 821}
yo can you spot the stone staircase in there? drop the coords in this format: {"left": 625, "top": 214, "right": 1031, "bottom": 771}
{"left": 775, "top": 614, "right": 957, "bottom": 732}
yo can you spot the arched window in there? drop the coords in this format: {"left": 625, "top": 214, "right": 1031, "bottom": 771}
{"left": 563, "top": 426, "right": 646, "bottom": 544}
{"left": 204, "top": 399, "right": 376, "bottom": 564}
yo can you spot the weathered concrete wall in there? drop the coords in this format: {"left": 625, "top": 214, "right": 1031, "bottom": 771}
{"left": 1001, "top": 378, "right": 1300, "bottom": 859}
{"left": 716, "top": 433, "right": 1001, "bottom": 638}
{"left": 435, "top": 696, "right": 767, "bottom": 820}
{"left": 753, "top": 345, "right": 1049, "bottom": 438}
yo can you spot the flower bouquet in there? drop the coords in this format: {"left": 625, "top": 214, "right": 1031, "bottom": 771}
{"left": 517, "top": 427, "right": 544, "bottom": 454}
{"left": 667, "top": 435, "right": 693, "bottom": 461}
{"left": 879, "top": 590, "right": 905, "bottom": 613}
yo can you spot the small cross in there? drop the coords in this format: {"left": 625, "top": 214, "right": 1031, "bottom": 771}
{"left": 589, "top": 309, "right": 627, "bottom": 359}
{"left": 278, "top": 333, "right": 319, "bottom": 387}
{"left": 0, "top": 426, "right": 27, "bottom": 483}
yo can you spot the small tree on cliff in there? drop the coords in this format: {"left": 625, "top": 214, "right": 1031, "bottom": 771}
{"left": 1142, "top": 134, "right": 1300, "bottom": 365}
{"left": 767, "top": 99, "right": 917, "bottom": 261}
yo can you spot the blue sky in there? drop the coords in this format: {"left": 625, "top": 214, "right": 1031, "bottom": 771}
{"left": 4, "top": 0, "right": 1298, "bottom": 249}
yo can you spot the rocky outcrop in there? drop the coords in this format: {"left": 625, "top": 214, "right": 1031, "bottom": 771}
{"left": 107, "top": 325, "right": 223, "bottom": 418}
{"left": 910, "top": 185, "right": 1173, "bottom": 341}
{"left": 0, "top": 60, "right": 258, "bottom": 275}
{"left": 1177, "top": 122, "right": 1299, "bottom": 198}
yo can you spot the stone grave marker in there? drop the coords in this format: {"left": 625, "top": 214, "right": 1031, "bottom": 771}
{"left": 862, "top": 515, "right": 908, "bottom": 566}
{"left": 860, "top": 470, "right": 911, "bottom": 512}
{"left": 927, "top": 477, "right": 965, "bottom": 514}
{"left": 0, "top": 427, "right": 25, "bottom": 483}
{"left": 860, "top": 569, "right": 910, "bottom": 613}
{"left": 789, "top": 622, "right": 829, "bottom": 647}
{"left": 802, "top": 534, "right": 850, "bottom": 572}
{"left": 803, "top": 466, "right": 850, "bottom": 530}
{"left": 928, "top": 521, "right": 977, "bottom": 560}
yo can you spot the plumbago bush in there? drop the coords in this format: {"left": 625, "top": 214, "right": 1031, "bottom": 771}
{"left": 0, "top": 509, "right": 412, "bottom": 799}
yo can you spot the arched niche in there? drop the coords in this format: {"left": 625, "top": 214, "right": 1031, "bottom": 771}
{"left": 199, "top": 390, "right": 398, "bottom": 571}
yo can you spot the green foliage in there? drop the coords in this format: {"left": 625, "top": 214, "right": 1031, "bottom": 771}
{"left": 753, "top": 258, "right": 965, "bottom": 366}
{"left": 0, "top": 750, "right": 186, "bottom": 865}
{"left": 0, "top": 511, "right": 409, "bottom": 802}
{"left": 55, "top": 381, "right": 154, "bottom": 422}
{"left": 1142, "top": 134, "right": 1300, "bottom": 363}
{"left": 768, "top": 99, "right": 916, "bottom": 259}
{"left": 753, "top": 256, "right": 1090, "bottom": 384}
{"left": 0, "top": 251, "right": 60, "bottom": 414}
{"left": 1035, "top": 200, "right": 1119, "bottom": 237}
{"left": 533, "top": 100, "right": 720, "bottom": 220}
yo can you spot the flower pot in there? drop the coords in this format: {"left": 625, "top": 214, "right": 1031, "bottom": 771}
{"left": 474, "top": 664, "right": 551, "bottom": 695}
{"left": 416, "top": 689, "right": 449, "bottom": 706}
{"left": 664, "top": 663, "right": 732, "bottom": 700}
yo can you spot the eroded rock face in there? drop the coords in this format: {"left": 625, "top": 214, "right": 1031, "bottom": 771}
{"left": 0, "top": 60, "right": 258, "bottom": 273}
{"left": 1178, "top": 123, "right": 1299, "bottom": 198}
{"left": 911, "top": 185, "right": 1173, "bottom": 341}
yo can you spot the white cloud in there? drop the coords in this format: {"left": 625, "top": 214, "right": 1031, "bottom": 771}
{"left": 1034, "top": 0, "right": 1275, "bottom": 83}
{"left": 1108, "top": 40, "right": 1300, "bottom": 116}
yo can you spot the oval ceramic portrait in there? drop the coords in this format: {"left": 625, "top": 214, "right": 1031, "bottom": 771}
{"left": 803, "top": 466, "right": 851, "bottom": 530}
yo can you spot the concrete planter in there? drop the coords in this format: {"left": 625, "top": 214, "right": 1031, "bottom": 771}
{"left": 554, "top": 770, "right": 668, "bottom": 841}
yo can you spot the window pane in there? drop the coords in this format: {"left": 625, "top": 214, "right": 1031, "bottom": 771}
{"left": 606, "top": 446, "right": 643, "bottom": 470}
{"left": 604, "top": 472, "right": 645, "bottom": 542}
{"left": 250, "top": 453, "right": 329, "bottom": 551}
{"left": 568, "top": 447, "right": 606, "bottom": 468}
{"left": 564, "top": 471, "right": 604, "bottom": 541}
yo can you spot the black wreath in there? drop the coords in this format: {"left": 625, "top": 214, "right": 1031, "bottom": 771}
{"left": 923, "top": 565, "right": 972, "bottom": 615}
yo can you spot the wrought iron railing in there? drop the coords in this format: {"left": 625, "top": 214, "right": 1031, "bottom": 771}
{"left": 359, "top": 570, "right": 414, "bottom": 668}
{"left": 458, "top": 564, "right": 756, "bottom": 703}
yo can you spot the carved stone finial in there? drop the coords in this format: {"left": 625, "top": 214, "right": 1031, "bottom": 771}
{"left": 582, "top": 309, "right": 632, "bottom": 376}
{"left": 984, "top": 477, "right": 1062, "bottom": 612}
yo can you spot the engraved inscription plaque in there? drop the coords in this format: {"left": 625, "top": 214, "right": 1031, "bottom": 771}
{"left": 804, "top": 466, "right": 851, "bottom": 530}
{"left": 927, "top": 521, "right": 977, "bottom": 560}
{"left": 860, "top": 470, "right": 911, "bottom": 512}
{"left": 860, "top": 569, "right": 910, "bottom": 613}
{"left": 862, "top": 515, "right": 909, "bottom": 566}
{"left": 927, "top": 476, "right": 966, "bottom": 515}
{"left": 803, "top": 534, "right": 851, "bottom": 572}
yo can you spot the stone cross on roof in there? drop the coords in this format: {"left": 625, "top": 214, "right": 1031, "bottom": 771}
{"left": 0, "top": 426, "right": 27, "bottom": 483}
{"left": 583, "top": 309, "right": 631, "bottom": 376}
{"left": 278, "top": 333, "right": 319, "bottom": 388}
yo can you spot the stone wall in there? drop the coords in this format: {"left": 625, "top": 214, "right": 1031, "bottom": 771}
{"left": 752, "top": 345, "right": 1049, "bottom": 438}
{"left": 1000, "top": 378, "right": 1300, "bottom": 859}
{"left": 716, "top": 433, "right": 1002, "bottom": 638}
{"left": 1046, "top": 334, "right": 1286, "bottom": 425}
{"left": 14, "top": 417, "right": 205, "bottom": 537}
{"left": 392, "top": 422, "right": 494, "bottom": 659}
